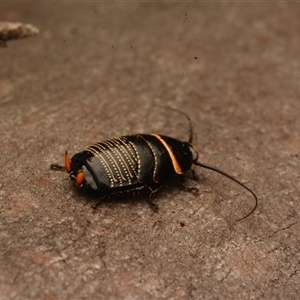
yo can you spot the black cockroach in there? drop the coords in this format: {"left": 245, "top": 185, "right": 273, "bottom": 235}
{"left": 51, "top": 110, "right": 257, "bottom": 221}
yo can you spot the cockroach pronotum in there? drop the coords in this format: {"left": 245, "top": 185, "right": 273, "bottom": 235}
{"left": 51, "top": 109, "right": 257, "bottom": 221}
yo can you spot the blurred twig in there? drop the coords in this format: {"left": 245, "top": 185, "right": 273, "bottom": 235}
{"left": 0, "top": 21, "right": 39, "bottom": 47}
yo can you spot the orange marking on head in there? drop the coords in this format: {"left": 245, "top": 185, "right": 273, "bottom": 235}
{"left": 151, "top": 134, "right": 184, "bottom": 175}
{"left": 65, "top": 151, "right": 71, "bottom": 173}
{"left": 76, "top": 171, "right": 84, "bottom": 186}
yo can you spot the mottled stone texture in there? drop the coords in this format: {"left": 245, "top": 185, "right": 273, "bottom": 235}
{"left": 0, "top": 3, "right": 299, "bottom": 299}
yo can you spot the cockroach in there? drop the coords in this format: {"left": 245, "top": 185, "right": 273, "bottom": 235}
{"left": 51, "top": 110, "right": 257, "bottom": 221}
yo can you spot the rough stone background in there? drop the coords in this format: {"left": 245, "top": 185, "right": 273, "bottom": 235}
{"left": 0, "top": 3, "right": 299, "bottom": 299}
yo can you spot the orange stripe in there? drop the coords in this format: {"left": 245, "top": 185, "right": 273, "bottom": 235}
{"left": 151, "top": 134, "right": 184, "bottom": 175}
{"left": 65, "top": 151, "right": 71, "bottom": 173}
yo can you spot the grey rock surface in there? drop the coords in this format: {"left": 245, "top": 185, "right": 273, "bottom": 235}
{"left": 0, "top": 3, "right": 299, "bottom": 299}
